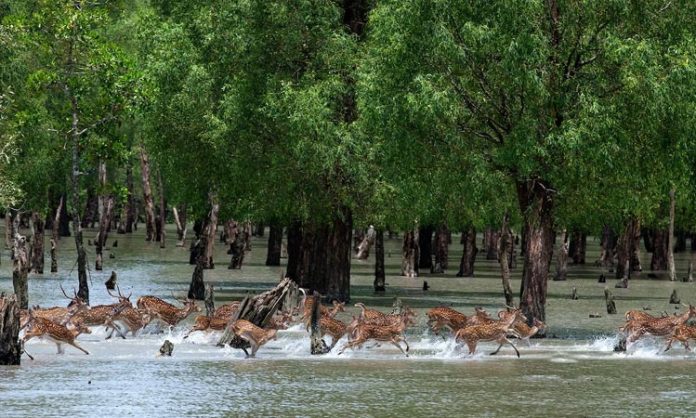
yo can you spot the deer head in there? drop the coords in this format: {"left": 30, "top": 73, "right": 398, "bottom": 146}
{"left": 107, "top": 285, "right": 133, "bottom": 308}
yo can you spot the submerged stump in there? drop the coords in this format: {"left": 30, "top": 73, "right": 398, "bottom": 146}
{"left": 0, "top": 295, "right": 22, "bottom": 365}
{"left": 669, "top": 289, "right": 680, "bottom": 305}
{"left": 310, "top": 294, "right": 330, "bottom": 355}
{"left": 605, "top": 288, "right": 617, "bottom": 314}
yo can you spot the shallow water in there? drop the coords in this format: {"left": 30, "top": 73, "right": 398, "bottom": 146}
{"left": 2, "top": 226, "right": 696, "bottom": 417}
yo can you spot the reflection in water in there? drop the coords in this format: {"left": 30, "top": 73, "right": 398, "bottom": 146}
{"left": 2, "top": 227, "right": 696, "bottom": 416}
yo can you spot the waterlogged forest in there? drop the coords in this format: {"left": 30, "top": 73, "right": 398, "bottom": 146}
{"left": 1, "top": 0, "right": 696, "bottom": 416}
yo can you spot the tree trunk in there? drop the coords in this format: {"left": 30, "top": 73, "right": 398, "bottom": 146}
{"left": 50, "top": 239, "right": 58, "bottom": 273}
{"left": 401, "top": 229, "right": 419, "bottom": 278}
{"left": 418, "top": 225, "right": 433, "bottom": 270}
{"left": 139, "top": 147, "right": 156, "bottom": 242}
{"left": 498, "top": 215, "right": 514, "bottom": 306}
{"left": 356, "top": 225, "right": 375, "bottom": 260}
{"left": 95, "top": 161, "right": 114, "bottom": 271}
{"left": 0, "top": 295, "right": 22, "bottom": 365}
{"left": 668, "top": 188, "right": 676, "bottom": 281}
{"left": 188, "top": 254, "right": 205, "bottom": 300}
{"left": 172, "top": 204, "right": 187, "bottom": 247}
{"left": 286, "top": 221, "right": 303, "bottom": 281}
{"left": 59, "top": 194, "right": 71, "bottom": 237}
{"left": 432, "top": 224, "right": 449, "bottom": 273}
{"left": 227, "top": 220, "right": 246, "bottom": 269}
{"left": 69, "top": 91, "right": 89, "bottom": 304}
{"left": 203, "top": 199, "right": 219, "bottom": 269}
{"left": 616, "top": 218, "right": 641, "bottom": 281}
{"left": 642, "top": 228, "right": 655, "bottom": 253}
{"left": 4, "top": 212, "right": 11, "bottom": 250}
{"left": 553, "top": 229, "right": 569, "bottom": 281}
{"left": 265, "top": 224, "right": 283, "bottom": 266}
{"left": 295, "top": 210, "right": 353, "bottom": 302}
{"left": 31, "top": 212, "right": 45, "bottom": 274}
{"left": 310, "top": 294, "right": 330, "bottom": 355}
{"left": 650, "top": 229, "right": 669, "bottom": 272}
{"left": 81, "top": 187, "right": 98, "bottom": 229}
{"left": 118, "top": 164, "right": 135, "bottom": 234}
{"left": 517, "top": 180, "right": 554, "bottom": 330}
{"left": 456, "top": 226, "right": 478, "bottom": 277}
{"left": 675, "top": 230, "right": 687, "bottom": 253}
{"left": 353, "top": 228, "right": 365, "bottom": 254}
{"left": 599, "top": 224, "right": 616, "bottom": 271}
{"left": 568, "top": 231, "right": 586, "bottom": 264}
{"left": 374, "top": 228, "right": 385, "bottom": 291}
{"left": 253, "top": 223, "right": 265, "bottom": 237}
{"left": 157, "top": 170, "right": 166, "bottom": 248}
{"left": 484, "top": 227, "right": 500, "bottom": 260}
{"left": 12, "top": 234, "right": 30, "bottom": 309}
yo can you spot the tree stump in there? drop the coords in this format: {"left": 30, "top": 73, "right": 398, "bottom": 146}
{"left": 158, "top": 340, "right": 173, "bottom": 356}
{"left": 217, "top": 278, "right": 299, "bottom": 348}
{"left": 0, "top": 295, "right": 22, "bottom": 365}
{"left": 105, "top": 271, "right": 117, "bottom": 291}
{"left": 614, "top": 335, "right": 627, "bottom": 352}
{"left": 204, "top": 284, "right": 215, "bottom": 317}
{"left": 310, "top": 294, "right": 330, "bottom": 355}
{"left": 571, "top": 287, "right": 578, "bottom": 300}
{"left": 669, "top": 289, "right": 680, "bottom": 305}
{"left": 605, "top": 288, "right": 617, "bottom": 314}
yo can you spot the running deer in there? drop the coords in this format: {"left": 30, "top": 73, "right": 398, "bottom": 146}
{"left": 137, "top": 294, "right": 201, "bottom": 327}
{"left": 512, "top": 318, "right": 546, "bottom": 345}
{"left": 212, "top": 301, "right": 241, "bottom": 320}
{"left": 426, "top": 306, "right": 490, "bottom": 336}
{"left": 230, "top": 319, "right": 278, "bottom": 357}
{"left": 355, "top": 303, "right": 417, "bottom": 327}
{"left": 69, "top": 286, "right": 133, "bottom": 338}
{"left": 338, "top": 314, "right": 411, "bottom": 357}
{"left": 664, "top": 324, "right": 696, "bottom": 352}
{"left": 624, "top": 304, "right": 696, "bottom": 343}
{"left": 318, "top": 315, "right": 362, "bottom": 350}
{"left": 20, "top": 285, "right": 88, "bottom": 327}
{"left": 454, "top": 308, "right": 527, "bottom": 357}
{"left": 104, "top": 304, "right": 152, "bottom": 339}
{"left": 184, "top": 315, "right": 228, "bottom": 338}
{"left": 299, "top": 289, "right": 345, "bottom": 327}
{"left": 23, "top": 312, "right": 92, "bottom": 355}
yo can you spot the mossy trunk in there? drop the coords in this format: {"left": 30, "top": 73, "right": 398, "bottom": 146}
{"left": 498, "top": 215, "right": 514, "bottom": 306}
{"left": 12, "top": 234, "right": 30, "bottom": 309}
{"left": 553, "top": 230, "right": 569, "bottom": 281}
{"left": 140, "top": 147, "right": 156, "bottom": 242}
{"left": 484, "top": 227, "right": 500, "bottom": 260}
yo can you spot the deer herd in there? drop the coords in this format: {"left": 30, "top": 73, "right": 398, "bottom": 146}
{"left": 17, "top": 282, "right": 696, "bottom": 359}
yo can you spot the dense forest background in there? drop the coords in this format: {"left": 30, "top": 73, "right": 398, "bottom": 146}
{"left": 1, "top": 0, "right": 695, "bottom": 326}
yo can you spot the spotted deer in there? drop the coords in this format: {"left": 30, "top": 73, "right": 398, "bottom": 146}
{"left": 137, "top": 294, "right": 201, "bottom": 327}
{"left": 20, "top": 285, "right": 88, "bottom": 328}
{"left": 624, "top": 304, "right": 696, "bottom": 343}
{"left": 512, "top": 318, "right": 546, "bottom": 345}
{"left": 23, "top": 313, "right": 92, "bottom": 355}
{"left": 426, "top": 306, "right": 490, "bottom": 336}
{"left": 230, "top": 319, "right": 278, "bottom": 357}
{"left": 69, "top": 286, "right": 133, "bottom": 338}
{"left": 104, "top": 304, "right": 152, "bottom": 339}
{"left": 338, "top": 314, "right": 411, "bottom": 357}
{"left": 300, "top": 290, "right": 345, "bottom": 329}
{"left": 454, "top": 308, "right": 527, "bottom": 357}
{"left": 318, "top": 315, "right": 362, "bottom": 350}
{"left": 664, "top": 324, "right": 696, "bottom": 352}
{"left": 184, "top": 315, "right": 229, "bottom": 338}
{"left": 212, "top": 301, "right": 241, "bottom": 320}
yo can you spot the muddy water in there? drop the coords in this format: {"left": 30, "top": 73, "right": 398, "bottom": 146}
{"left": 2, "top": 226, "right": 696, "bottom": 417}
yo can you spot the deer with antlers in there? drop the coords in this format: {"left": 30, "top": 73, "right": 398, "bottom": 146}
{"left": 454, "top": 308, "right": 527, "bottom": 357}
{"left": 103, "top": 303, "right": 152, "bottom": 339}
{"left": 230, "top": 319, "right": 278, "bottom": 358}
{"left": 69, "top": 286, "right": 133, "bottom": 339}
{"left": 20, "top": 285, "right": 88, "bottom": 328}
{"left": 23, "top": 311, "right": 92, "bottom": 355}
{"left": 426, "top": 306, "right": 491, "bottom": 336}
{"left": 623, "top": 304, "right": 696, "bottom": 343}
{"left": 299, "top": 289, "right": 345, "bottom": 328}
{"left": 137, "top": 293, "right": 201, "bottom": 328}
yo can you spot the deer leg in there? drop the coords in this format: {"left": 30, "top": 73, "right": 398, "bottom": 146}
{"left": 56, "top": 343, "right": 63, "bottom": 354}
{"left": 390, "top": 340, "right": 408, "bottom": 357}
{"left": 466, "top": 341, "right": 477, "bottom": 355}
{"left": 664, "top": 338, "right": 675, "bottom": 352}
{"left": 249, "top": 341, "right": 259, "bottom": 358}
{"left": 69, "top": 341, "right": 90, "bottom": 355}
{"left": 490, "top": 343, "right": 504, "bottom": 356}
{"left": 501, "top": 337, "right": 520, "bottom": 358}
